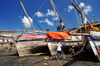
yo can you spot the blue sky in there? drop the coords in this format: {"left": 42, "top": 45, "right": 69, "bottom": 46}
{"left": 0, "top": 0, "right": 100, "bottom": 33}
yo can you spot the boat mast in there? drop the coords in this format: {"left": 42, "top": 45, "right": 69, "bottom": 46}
{"left": 50, "top": 0, "right": 70, "bottom": 29}
{"left": 50, "top": 0, "right": 61, "bottom": 25}
{"left": 20, "top": 1, "right": 37, "bottom": 34}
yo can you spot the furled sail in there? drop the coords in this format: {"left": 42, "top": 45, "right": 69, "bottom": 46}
{"left": 47, "top": 32, "right": 71, "bottom": 39}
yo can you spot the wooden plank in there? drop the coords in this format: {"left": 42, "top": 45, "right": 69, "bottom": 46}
{"left": 70, "top": 33, "right": 91, "bottom": 36}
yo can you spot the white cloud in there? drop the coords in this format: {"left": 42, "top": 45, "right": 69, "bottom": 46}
{"left": 68, "top": 5, "right": 74, "bottom": 12}
{"left": 64, "top": 8, "right": 67, "bottom": 11}
{"left": 67, "top": 2, "right": 92, "bottom": 14}
{"left": 39, "top": 20, "right": 44, "bottom": 23}
{"left": 39, "top": 18, "right": 54, "bottom": 26}
{"left": 79, "top": 2, "right": 85, "bottom": 8}
{"left": 22, "top": 16, "right": 33, "bottom": 28}
{"left": 52, "top": 17, "right": 57, "bottom": 21}
{"left": 35, "top": 11, "right": 45, "bottom": 17}
{"left": 46, "top": 9, "right": 56, "bottom": 16}
{"left": 83, "top": 5, "right": 92, "bottom": 14}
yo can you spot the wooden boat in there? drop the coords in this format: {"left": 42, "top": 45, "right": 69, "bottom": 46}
{"left": 71, "top": 0, "right": 100, "bottom": 61}
{"left": 16, "top": 0, "right": 84, "bottom": 57}
{"left": 16, "top": 0, "right": 100, "bottom": 62}
{"left": 16, "top": 31, "right": 84, "bottom": 57}
{"left": 16, "top": 35, "right": 48, "bottom": 56}
{"left": 86, "top": 31, "right": 100, "bottom": 61}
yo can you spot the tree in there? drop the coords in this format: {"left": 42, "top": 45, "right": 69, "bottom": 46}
{"left": 46, "top": 29, "right": 49, "bottom": 31}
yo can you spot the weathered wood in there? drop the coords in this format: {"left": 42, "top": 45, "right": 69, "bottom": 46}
{"left": 15, "top": 30, "right": 52, "bottom": 33}
{"left": 16, "top": 40, "right": 47, "bottom": 57}
{"left": 47, "top": 41, "right": 83, "bottom": 56}
{"left": 70, "top": 33, "right": 91, "bottom": 36}
{"left": 20, "top": 1, "right": 36, "bottom": 34}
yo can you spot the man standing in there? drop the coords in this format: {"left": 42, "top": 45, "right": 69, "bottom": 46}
{"left": 57, "top": 42, "right": 63, "bottom": 59}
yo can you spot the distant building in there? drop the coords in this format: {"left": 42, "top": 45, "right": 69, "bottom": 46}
{"left": 0, "top": 30, "right": 15, "bottom": 34}
{"left": 0, "top": 30, "right": 15, "bottom": 42}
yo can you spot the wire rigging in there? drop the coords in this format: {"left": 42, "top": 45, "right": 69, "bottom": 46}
{"left": 25, "top": 8, "right": 43, "bottom": 31}
{"left": 78, "top": 0, "right": 99, "bottom": 21}
{"left": 52, "top": 1, "right": 70, "bottom": 29}
{"left": 32, "top": 0, "right": 47, "bottom": 19}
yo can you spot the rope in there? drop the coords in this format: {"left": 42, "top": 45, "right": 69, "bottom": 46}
{"left": 32, "top": 0, "right": 47, "bottom": 19}
{"left": 78, "top": 0, "right": 99, "bottom": 21}
{"left": 73, "top": 7, "right": 82, "bottom": 33}
{"left": 52, "top": 1, "right": 70, "bottom": 29}
{"left": 74, "top": 8, "right": 80, "bottom": 28}
{"left": 55, "top": 55, "right": 63, "bottom": 66}
{"left": 25, "top": 8, "right": 43, "bottom": 31}
{"left": 89, "top": 11, "right": 99, "bottom": 21}
{"left": 70, "top": 35, "right": 87, "bottom": 57}
{"left": 86, "top": 13, "right": 93, "bottom": 22}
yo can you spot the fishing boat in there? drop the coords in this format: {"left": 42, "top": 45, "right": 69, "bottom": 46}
{"left": 71, "top": 0, "right": 100, "bottom": 61}
{"left": 16, "top": 0, "right": 100, "bottom": 61}
{"left": 16, "top": 0, "right": 85, "bottom": 57}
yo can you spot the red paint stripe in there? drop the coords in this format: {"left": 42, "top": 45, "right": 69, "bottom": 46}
{"left": 89, "top": 38, "right": 100, "bottom": 40}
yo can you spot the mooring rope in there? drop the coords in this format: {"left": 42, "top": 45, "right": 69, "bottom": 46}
{"left": 70, "top": 35, "right": 87, "bottom": 57}
{"left": 55, "top": 55, "right": 63, "bottom": 66}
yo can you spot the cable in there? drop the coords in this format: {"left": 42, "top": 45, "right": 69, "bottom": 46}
{"left": 25, "top": 8, "right": 43, "bottom": 31}
{"left": 32, "top": 0, "right": 47, "bottom": 19}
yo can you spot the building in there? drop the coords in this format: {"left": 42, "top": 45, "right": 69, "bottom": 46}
{"left": 0, "top": 30, "right": 15, "bottom": 34}
{"left": 0, "top": 30, "right": 15, "bottom": 42}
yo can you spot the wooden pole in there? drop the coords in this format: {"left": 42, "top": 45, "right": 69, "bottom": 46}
{"left": 50, "top": 0, "right": 61, "bottom": 26}
{"left": 53, "top": 3, "right": 70, "bottom": 29}
{"left": 20, "top": 1, "right": 37, "bottom": 34}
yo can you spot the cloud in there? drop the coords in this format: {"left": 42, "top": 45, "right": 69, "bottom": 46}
{"left": 46, "top": 9, "right": 56, "bottom": 16}
{"left": 39, "top": 20, "right": 44, "bottom": 23}
{"left": 22, "top": 16, "right": 33, "bottom": 28}
{"left": 83, "top": 5, "right": 92, "bottom": 14}
{"left": 64, "top": 8, "right": 67, "bottom": 11}
{"left": 79, "top": 2, "right": 85, "bottom": 8}
{"left": 39, "top": 18, "right": 54, "bottom": 26}
{"left": 68, "top": 5, "right": 74, "bottom": 12}
{"left": 35, "top": 11, "right": 45, "bottom": 17}
{"left": 52, "top": 17, "right": 57, "bottom": 21}
{"left": 67, "top": 2, "right": 92, "bottom": 14}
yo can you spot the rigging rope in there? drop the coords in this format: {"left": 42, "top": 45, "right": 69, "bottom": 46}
{"left": 78, "top": 0, "right": 99, "bottom": 21}
{"left": 89, "top": 11, "right": 99, "bottom": 21}
{"left": 32, "top": 0, "right": 47, "bottom": 19}
{"left": 25, "top": 8, "right": 43, "bottom": 31}
{"left": 86, "top": 13, "right": 93, "bottom": 22}
{"left": 73, "top": 7, "right": 82, "bottom": 33}
{"left": 69, "top": 36, "right": 87, "bottom": 57}
{"left": 74, "top": 8, "right": 80, "bottom": 28}
{"left": 52, "top": 1, "right": 70, "bottom": 29}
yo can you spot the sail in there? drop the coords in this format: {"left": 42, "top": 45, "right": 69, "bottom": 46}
{"left": 47, "top": 32, "right": 71, "bottom": 39}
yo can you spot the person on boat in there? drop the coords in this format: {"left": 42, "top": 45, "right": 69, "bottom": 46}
{"left": 56, "top": 20, "right": 65, "bottom": 31}
{"left": 69, "top": 46, "right": 75, "bottom": 55}
{"left": 57, "top": 42, "right": 63, "bottom": 58}
{"left": 61, "top": 21, "right": 65, "bottom": 31}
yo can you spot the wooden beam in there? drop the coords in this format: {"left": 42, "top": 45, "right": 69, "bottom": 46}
{"left": 20, "top": 1, "right": 37, "bottom": 34}
{"left": 15, "top": 30, "right": 53, "bottom": 33}
{"left": 70, "top": 33, "right": 91, "bottom": 36}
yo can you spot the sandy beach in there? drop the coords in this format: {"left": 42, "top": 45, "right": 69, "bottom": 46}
{"left": 0, "top": 47, "right": 100, "bottom": 66}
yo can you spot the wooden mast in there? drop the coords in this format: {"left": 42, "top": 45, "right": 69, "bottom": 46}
{"left": 50, "top": 0, "right": 61, "bottom": 26}
{"left": 72, "top": 0, "right": 91, "bottom": 26}
{"left": 50, "top": 0, "right": 70, "bottom": 30}
{"left": 20, "top": 1, "right": 37, "bottom": 34}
